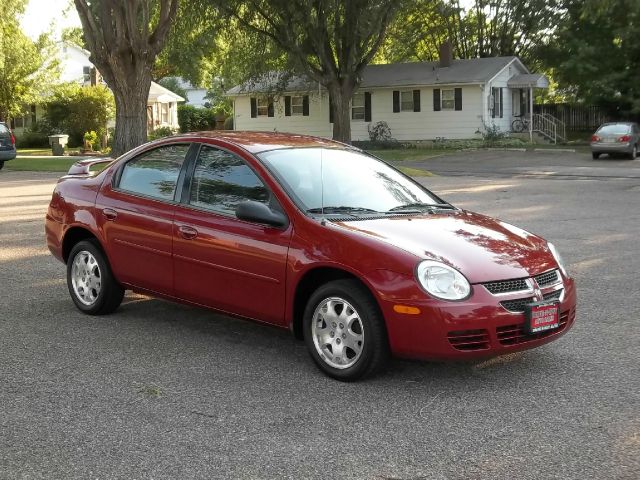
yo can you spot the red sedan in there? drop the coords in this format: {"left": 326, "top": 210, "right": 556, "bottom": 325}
{"left": 45, "top": 132, "right": 576, "bottom": 381}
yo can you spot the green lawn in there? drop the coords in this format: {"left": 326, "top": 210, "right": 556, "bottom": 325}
{"left": 5, "top": 156, "right": 83, "bottom": 172}
{"left": 17, "top": 148, "right": 82, "bottom": 156}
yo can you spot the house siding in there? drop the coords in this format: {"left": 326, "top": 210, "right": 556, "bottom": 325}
{"left": 233, "top": 85, "right": 485, "bottom": 141}
{"left": 485, "top": 61, "right": 529, "bottom": 134}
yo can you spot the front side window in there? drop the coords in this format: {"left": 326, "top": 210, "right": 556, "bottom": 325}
{"left": 291, "top": 95, "right": 304, "bottom": 116}
{"left": 441, "top": 89, "right": 455, "bottom": 110}
{"left": 189, "top": 146, "right": 269, "bottom": 216}
{"left": 118, "top": 144, "right": 189, "bottom": 201}
{"left": 257, "top": 98, "right": 269, "bottom": 117}
{"left": 351, "top": 93, "right": 365, "bottom": 120}
{"left": 400, "top": 91, "right": 414, "bottom": 111}
{"left": 259, "top": 148, "right": 441, "bottom": 214}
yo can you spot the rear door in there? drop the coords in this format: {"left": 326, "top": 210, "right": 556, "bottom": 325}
{"left": 96, "top": 143, "right": 194, "bottom": 295}
{"left": 172, "top": 144, "right": 292, "bottom": 325}
{"left": 0, "top": 123, "right": 13, "bottom": 152}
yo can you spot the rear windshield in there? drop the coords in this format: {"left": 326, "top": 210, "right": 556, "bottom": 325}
{"left": 0, "top": 124, "right": 9, "bottom": 134}
{"left": 597, "top": 124, "right": 631, "bottom": 135}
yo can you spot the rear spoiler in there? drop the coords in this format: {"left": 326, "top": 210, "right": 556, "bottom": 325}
{"left": 66, "top": 157, "right": 115, "bottom": 176}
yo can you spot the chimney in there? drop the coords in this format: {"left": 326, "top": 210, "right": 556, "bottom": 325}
{"left": 439, "top": 41, "right": 453, "bottom": 68}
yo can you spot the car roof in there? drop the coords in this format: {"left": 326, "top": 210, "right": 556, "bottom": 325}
{"left": 174, "top": 131, "right": 352, "bottom": 154}
{"left": 599, "top": 122, "right": 636, "bottom": 127}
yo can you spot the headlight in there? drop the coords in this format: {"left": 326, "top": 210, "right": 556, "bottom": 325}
{"left": 548, "top": 242, "right": 569, "bottom": 277}
{"left": 416, "top": 260, "right": 471, "bottom": 301}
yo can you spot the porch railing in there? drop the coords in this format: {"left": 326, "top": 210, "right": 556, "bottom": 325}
{"left": 531, "top": 113, "right": 567, "bottom": 144}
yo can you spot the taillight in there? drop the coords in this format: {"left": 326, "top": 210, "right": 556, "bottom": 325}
{"left": 591, "top": 135, "right": 600, "bottom": 142}
{"left": 618, "top": 135, "right": 631, "bottom": 142}
{"left": 10, "top": 131, "right": 15, "bottom": 146}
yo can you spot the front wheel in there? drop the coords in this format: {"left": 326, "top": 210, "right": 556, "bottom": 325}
{"left": 592, "top": 152, "right": 600, "bottom": 159}
{"left": 303, "top": 279, "right": 389, "bottom": 381}
{"left": 511, "top": 119, "right": 525, "bottom": 133}
{"left": 0, "top": 160, "right": 4, "bottom": 170}
{"left": 67, "top": 239, "right": 124, "bottom": 315}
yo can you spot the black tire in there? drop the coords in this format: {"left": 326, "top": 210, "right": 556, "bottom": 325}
{"left": 67, "top": 239, "right": 124, "bottom": 315}
{"left": 303, "top": 279, "right": 389, "bottom": 381}
{"left": 0, "top": 160, "right": 4, "bottom": 170}
{"left": 511, "top": 119, "right": 524, "bottom": 133}
{"left": 592, "top": 152, "right": 600, "bottom": 159}
{"left": 629, "top": 145, "right": 637, "bottom": 160}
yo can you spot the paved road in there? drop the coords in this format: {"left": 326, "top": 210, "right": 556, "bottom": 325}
{"left": 1, "top": 157, "right": 638, "bottom": 479}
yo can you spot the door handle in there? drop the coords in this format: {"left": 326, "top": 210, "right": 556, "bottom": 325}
{"left": 102, "top": 208, "right": 117, "bottom": 221}
{"left": 178, "top": 225, "right": 198, "bottom": 240}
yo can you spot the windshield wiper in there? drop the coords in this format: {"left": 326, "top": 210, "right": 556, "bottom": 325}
{"left": 386, "top": 202, "right": 456, "bottom": 213}
{"left": 307, "top": 206, "right": 380, "bottom": 216}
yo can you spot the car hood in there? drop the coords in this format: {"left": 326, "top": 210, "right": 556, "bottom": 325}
{"left": 332, "top": 210, "right": 556, "bottom": 283}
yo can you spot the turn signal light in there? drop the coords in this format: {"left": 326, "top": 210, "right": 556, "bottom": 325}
{"left": 393, "top": 305, "right": 421, "bottom": 315}
{"left": 618, "top": 135, "right": 631, "bottom": 142}
{"left": 591, "top": 135, "right": 600, "bottom": 142}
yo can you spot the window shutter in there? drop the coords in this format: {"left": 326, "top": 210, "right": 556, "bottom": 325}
{"left": 284, "top": 96, "right": 291, "bottom": 116}
{"left": 329, "top": 95, "right": 334, "bottom": 123}
{"left": 433, "top": 89, "right": 441, "bottom": 111}
{"left": 250, "top": 98, "right": 257, "bottom": 118}
{"left": 454, "top": 88, "right": 462, "bottom": 111}
{"left": 302, "top": 95, "right": 309, "bottom": 116}
{"left": 364, "top": 92, "right": 372, "bottom": 122}
{"left": 393, "top": 90, "right": 400, "bottom": 113}
{"left": 267, "top": 99, "right": 274, "bottom": 117}
{"left": 491, "top": 89, "right": 496, "bottom": 118}
{"left": 413, "top": 90, "right": 421, "bottom": 112}
{"left": 499, "top": 88, "right": 503, "bottom": 118}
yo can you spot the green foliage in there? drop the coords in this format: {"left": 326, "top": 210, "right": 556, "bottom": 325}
{"left": 539, "top": 0, "right": 640, "bottom": 115}
{"left": 223, "top": 116, "right": 234, "bottom": 130}
{"left": 83, "top": 130, "right": 98, "bottom": 150}
{"left": 157, "top": 77, "right": 189, "bottom": 101}
{"left": 367, "top": 121, "right": 397, "bottom": 144}
{"left": 0, "top": 0, "right": 59, "bottom": 121}
{"left": 43, "top": 83, "right": 115, "bottom": 148}
{"left": 481, "top": 123, "right": 507, "bottom": 145}
{"left": 177, "top": 105, "right": 217, "bottom": 132}
{"left": 61, "top": 27, "right": 86, "bottom": 49}
{"left": 15, "top": 131, "right": 49, "bottom": 148}
{"left": 148, "top": 126, "right": 178, "bottom": 140}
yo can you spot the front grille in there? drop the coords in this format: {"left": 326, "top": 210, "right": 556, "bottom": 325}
{"left": 483, "top": 278, "right": 529, "bottom": 294}
{"left": 535, "top": 269, "right": 560, "bottom": 287}
{"left": 543, "top": 289, "right": 563, "bottom": 301}
{"left": 447, "top": 329, "right": 490, "bottom": 351}
{"left": 497, "top": 309, "right": 573, "bottom": 346}
{"left": 500, "top": 297, "right": 534, "bottom": 313}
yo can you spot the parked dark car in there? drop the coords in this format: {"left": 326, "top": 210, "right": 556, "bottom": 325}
{"left": 45, "top": 132, "right": 576, "bottom": 381}
{"left": 0, "top": 122, "right": 17, "bottom": 169}
{"left": 591, "top": 122, "right": 640, "bottom": 159}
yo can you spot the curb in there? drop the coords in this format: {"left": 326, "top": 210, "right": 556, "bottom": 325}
{"left": 533, "top": 148, "right": 576, "bottom": 153}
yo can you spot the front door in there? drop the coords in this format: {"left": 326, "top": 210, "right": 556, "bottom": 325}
{"left": 172, "top": 144, "right": 292, "bottom": 325}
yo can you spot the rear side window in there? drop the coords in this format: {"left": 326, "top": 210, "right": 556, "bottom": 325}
{"left": 189, "top": 145, "right": 269, "bottom": 215}
{"left": 118, "top": 144, "right": 190, "bottom": 201}
{"left": 0, "top": 124, "right": 9, "bottom": 134}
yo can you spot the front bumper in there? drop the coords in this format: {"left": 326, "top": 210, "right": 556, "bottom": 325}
{"left": 380, "top": 274, "right": 577, "bottom": 360}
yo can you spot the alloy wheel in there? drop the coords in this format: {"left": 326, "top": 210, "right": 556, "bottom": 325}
{"left": 71, "top": 250, "right": 102, "bottom": 306}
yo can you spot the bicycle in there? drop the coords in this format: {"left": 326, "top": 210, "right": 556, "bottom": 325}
{"left": 511, "top": 114, "right": 531, "bottom": 133}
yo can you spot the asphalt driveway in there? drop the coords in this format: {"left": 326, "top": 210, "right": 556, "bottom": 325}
{"left": 0, "top": 153, "right": 638, "bottom": 479}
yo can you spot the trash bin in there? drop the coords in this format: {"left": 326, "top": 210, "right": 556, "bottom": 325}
{"left": 49, "top": 134, "right": 69, "bottom": 156}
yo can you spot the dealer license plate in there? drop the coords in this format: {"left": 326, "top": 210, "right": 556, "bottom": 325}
{"left": 525, "top": 301, "right": 560, "bottom": 334}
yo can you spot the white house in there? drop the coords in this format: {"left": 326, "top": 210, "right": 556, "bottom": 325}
{"left": 163, "top": 77, "right": 209, "bottom": 107}
{"left": 11, "top": 42, "right": 184, "bottom": 136}
{"left": 227, "top": 45, "right": 550, "bottom": 142}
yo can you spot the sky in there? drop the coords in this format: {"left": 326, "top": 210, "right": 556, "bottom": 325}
{"left": 20, "top": 0, "right": 81, "bottom": 40}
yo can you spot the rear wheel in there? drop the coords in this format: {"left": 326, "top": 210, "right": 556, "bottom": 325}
{"left": 67, "top": 239, "right": 124, "bottom": 315}
{"left": 592, "top": 152, "right": 600, "bottom": 159}
{"left": 629, "top": 145, "right": 637, "bottom": 160}
{"left": 303, "top": 279, "right": 389, "bottom": 381}
{"left": 0, "top": 160, "right": 4, "bottom": 170}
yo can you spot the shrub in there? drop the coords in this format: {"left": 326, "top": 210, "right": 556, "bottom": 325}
{"left": 149, "top": 126, "right": 178, "bottom": 140}
{"left": 43, "top": 83, "right": 114, "bottom": 147}
{"left": 223, "top": 116, "right": 234, "bottom": 130}
{"left": 368, "top": 121, "right": 396, "bottom": 143}
{"left": 481, "top": 123, "right": 507, "bottom": 145}
{"left": 15, "top": 131, "right": 49, "bottom": 148}
{"left": 177, "top": 105, "right": 217, "bottom": 133}
{"left": 83, "top": 130, "right": 98, "bottom": 150}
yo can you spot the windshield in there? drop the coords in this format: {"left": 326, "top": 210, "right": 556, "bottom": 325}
{"left": 597, "top": 124, "right": 631, "bottom": 135}
{"left": 258, "top": 147, "right": 446, "bottom": 214}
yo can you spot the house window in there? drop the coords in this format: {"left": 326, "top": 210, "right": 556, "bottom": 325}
{"left": 291, "top": 95, "right": 304, "bottom": 116}
{"left": 400, "top": 91, "right": 414, "bottom": 111}
{"left": 83, "top": 66, "right": 91, "bottom": 84}
{"left": 257, "top": 98, "right": 269, "bottom": 117}
{"left": 161, "top": 103, "right": 170, "bottom": 124}
{"left": 492, "top": 87, "right": 502, "bottom": 117}
{"left": 352, "top": 93, "right": 365, "bottom": 120}
{"left": 441, "top": 89, "right": 455, "bottom": 110}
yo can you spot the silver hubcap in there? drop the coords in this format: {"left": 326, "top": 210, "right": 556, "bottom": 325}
{"left": 71, "top": 250, "right": 102, "bottom": 306}
{"left": 311, "top": 297, "right": 364, "bottom": 369}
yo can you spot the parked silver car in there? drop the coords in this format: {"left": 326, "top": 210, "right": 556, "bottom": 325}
{"left": 0, "top": 122, "right": 17, "bottom": 170}
{"left": 591, "top": 122, "right": 640, "bottom": 159}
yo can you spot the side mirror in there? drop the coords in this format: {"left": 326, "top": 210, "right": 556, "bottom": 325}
{"left": 235, "top": 200, "right": 288, "bottom": 228}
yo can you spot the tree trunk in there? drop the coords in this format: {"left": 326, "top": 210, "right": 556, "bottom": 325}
{"left": 328, "top": 82, "right": 354, "bottom": 144}
{"left": 111, "top": 74, "right": 152, "bottom": 157}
